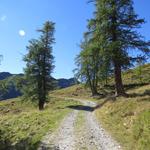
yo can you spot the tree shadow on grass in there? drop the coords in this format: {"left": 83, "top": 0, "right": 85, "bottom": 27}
{"left": 124, "top": 83, "right": 149, "bottom": 91}
{"left": 103, "top": 83, "right": 150, "bottom": 99}
{"left": 38, "top": 142, "right": 59, "bottom": 150}
{"left": 0, "top": 136, "right": 38, "bottom": 150}
{"left": 128, "top": 89, "right": 150, "bottom": 98}
{"left": 0, "top": 135, "right": 63, "bottom": 150}
{"left": 102, "top": 83, "right": 149, "bottom": 95}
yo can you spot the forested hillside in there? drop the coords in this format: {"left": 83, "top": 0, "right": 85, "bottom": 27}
{"left": 0, "top": 72, "right": 77, "bottom": 100}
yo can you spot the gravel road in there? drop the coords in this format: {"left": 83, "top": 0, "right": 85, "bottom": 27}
{"left": 38, "top": 98, "right": 121, "bottom": 150}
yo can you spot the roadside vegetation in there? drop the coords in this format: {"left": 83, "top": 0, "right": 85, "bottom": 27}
{"left": 0, "top": 97, "right": 80, "bottom": 149}
{"left": 95, "top": 84, "right": 150, "bottom": 150}
{"left": 51, "top": 84, "right": 150, "bottom": 150}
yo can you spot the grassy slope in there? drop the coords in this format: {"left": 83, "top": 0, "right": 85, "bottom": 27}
{"left": 0, "top": 97, "right": 80, "bottom": 150}
{"left": 51, "top": 64, "right": 150, "bottom": 98}
{"left": 50, "top": 64, "right": 150, "bottom": 150}
{"left": 122, "top": 63, "right": 150, "bottom": 85}
{"left": 50, "top": 84, "right": 94, "bottom": 100}
{"left": 95, "top": 84, "right": 150, "bottom": 150}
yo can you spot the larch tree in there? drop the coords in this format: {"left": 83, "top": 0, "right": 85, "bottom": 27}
{"left": 23, "top": 21, "right": 55, "bottom": 110}
{"left": 89, "top": 0, "right": 150, "bottom": 96}
{"left": 75, "top": 42, "right": 98, "bottom": 96}
{"left": 75, "top": 35, "right": 106, "bottom": 96}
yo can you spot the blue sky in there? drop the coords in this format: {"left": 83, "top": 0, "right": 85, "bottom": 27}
{"left": 0, "top": 0, "right": 150, "bottom": 79}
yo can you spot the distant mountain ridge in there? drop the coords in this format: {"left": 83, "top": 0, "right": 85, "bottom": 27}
{"left": 0, "top": 72, "right": 12, "bottom": 80}
{"left": 0, "top": 72, "right": 77, "bottom": 100}
{"left": 57, "top": 78, "right": 78, "bottom": 88}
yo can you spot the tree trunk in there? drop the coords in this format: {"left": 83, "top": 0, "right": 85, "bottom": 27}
{"left": 105, "top": 73, "right": 108, "bottom": 86}
{"left": 92, "top": 89, "right": 98, "bottom": 96}
{"left": 39, "top": 100, "right": 44, "bottom": 110}
{"left": 110, "top": 2, "right": 126, "bottom": 96}
{"left": 114, "top": 61, "right": 126, "bottom": 97}
{"left": 91, "top": 84, "right": 99, "bottom": 96}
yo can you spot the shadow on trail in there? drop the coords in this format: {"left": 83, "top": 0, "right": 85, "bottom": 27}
{"left": 66, "top": 98, "right": 110, "bottom": 112}
{"left": 67, "top": 105, "right": 94, "bottom": 112}
{"left": 0, "top": 136, "right": 36, "bottom": 150}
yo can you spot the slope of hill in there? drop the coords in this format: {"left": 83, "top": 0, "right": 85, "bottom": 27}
{"left": 50, "top": 64, "right": 150, "bottom": 150}
{"left": 0, "top": 74, "right": 23, "bottom": 100}
{"left": 0, "top": 64, "right": 149, "bottom": 150}
{"left": 51, "top": 64, "right": 150, "bottom": 99}
{"left": 57, "top": 78, "right": 78, "bottom": 88}
{"left": 0, "top": 72, "right": 12, "bottom": 80}
{"left": 121, "top": 63, "right": 150, "bottom": 85}
{"left": 0, "top": 72, "right": 77, "bottom": 100}
{"left": 95, "top": 84, "right": 150, "bottom": 150}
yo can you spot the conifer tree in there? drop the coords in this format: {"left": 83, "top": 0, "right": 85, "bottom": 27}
{"left": 75, "top": 36, "right": 106, "bottom": 96}
{"left": 23, "top": 21, "right": 55, "bottom": 110}
{"left": 89, "top": 0, "right": 150, "bottom": 96}
{"left": 75, "top": 46, "right": 98, "bottom": 95}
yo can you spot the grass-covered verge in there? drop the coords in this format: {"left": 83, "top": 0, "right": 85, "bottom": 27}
{"left": 75, "top": 111, "right": 85, "bottom": 132}
{"left": 0, "top": 97, "right": 80, "bottom": 150}
{"left": 74, "top": 112, "right": 88, "bottom": 150}
{"left": 95, "top": 84, "right": 150, "bottom": 150}
{"left": 50, "top": 84, "right": 91, "bottom": 98}
{"left": 50, "top": 84, "right": 100, "bottom": 102}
